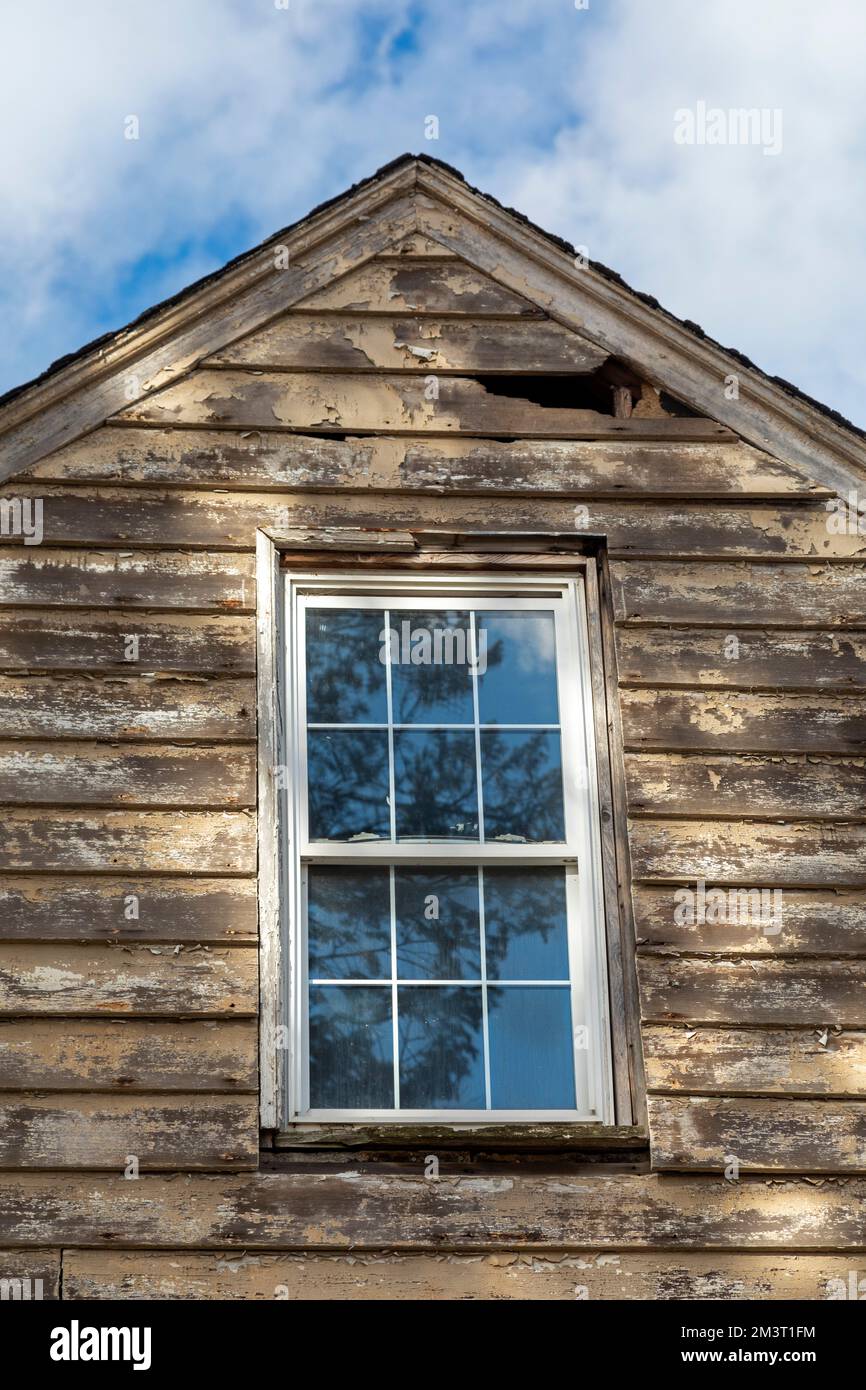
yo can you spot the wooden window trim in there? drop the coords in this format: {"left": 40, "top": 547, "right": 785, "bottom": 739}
{"left": 256, "top": 527, "right": 646, "bottom": 1147}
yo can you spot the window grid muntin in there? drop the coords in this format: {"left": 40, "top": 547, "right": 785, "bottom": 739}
{"left": 287, "top": 573, "right": 612, "bottom": 1124}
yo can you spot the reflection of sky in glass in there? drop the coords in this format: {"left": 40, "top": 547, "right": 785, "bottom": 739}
{"left": 488, "top": 986, "right": 575, "bottom": 1109}
{"left": 398, "top": 986, "right": 485, "bottom": 1108}
{"left": 481, "top": 730, "right": 565, "bottom": 842}
{"left": 484, "top": 868, "right": 569, "bottom": 979}
{"left": 395, "top": 868, "right": 481, "bottom": 979}
{"left": 390, "top": 611, "right": 475, "bottom": 724}
{"left": 477, "top": 611, "right": 558, "bottom": 724}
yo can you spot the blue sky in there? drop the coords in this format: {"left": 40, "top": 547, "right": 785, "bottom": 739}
{"left": 2, "top": 0, "right": 865, "bottom": 424}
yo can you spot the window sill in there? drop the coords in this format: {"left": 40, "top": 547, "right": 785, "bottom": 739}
{"left": 272, "top": 1122, "right": 647, "bottom": 1152}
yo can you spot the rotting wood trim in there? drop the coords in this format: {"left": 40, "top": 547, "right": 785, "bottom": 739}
{"left": 273, "top": 1122, "right": 647, "bottom": 1151}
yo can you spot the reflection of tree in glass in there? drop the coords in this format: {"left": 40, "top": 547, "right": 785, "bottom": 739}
{"left": 309, "top": 868, "right": 391, "bottom": 978}
{"left": 307, "top": 729, "right": 390, "bottom": 840}
{"left": 391, "top": 612, "right": 504, "bottom": 725}
{"left": 309, "top": 987, "right": 393, "bottom": 1109}
{"left": 395, "top": 868, "right": 480, "bottom": 978}
{"left": 394, "top": 730, "right": 479, "bottom": 838}
{"left": 481, "top": 730, "right": 565, "bottom": 841}
{"left": 483, "top": 868, "right": 569, "bottom": 981}
{"left": 306, "top": 610, "right": 387, "bottom": 724}
{"left": 398, "top": 987, "right": 485, "bottom": 1108}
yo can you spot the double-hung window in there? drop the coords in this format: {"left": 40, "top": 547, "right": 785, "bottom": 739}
{"left": 282, "top": 569, "right": 614, "bottom": 1125}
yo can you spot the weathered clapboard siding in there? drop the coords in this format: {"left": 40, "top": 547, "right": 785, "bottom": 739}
{"left": 205, "top": 314, "right": 609, "bottom": 373}
{"left": 630, "top": 820, "right": 866, "bottom": 886}
{"left": 0, "top": 547, "right": 255, "bottom": 610}
{"left": 613, "top": 561, "right": 866, "bottom": 626}
{"left": 0, "top": 610, "right": 254, "bottom": 673}
{"left": 617, "top": 626, "right": 866, "bottom": 690}
{"left": 0, "top": 743, "right": 256, "bottom": 807}
{"left": 643, "top": 1025, "right": 866, "bottom": 1098}
{"left": 633, "top": 885, "right": 866, "bottom": 955}
{"left": 0, "top": 943, "right": 257, "bottom": 1016}
{"left": 0, "top": 809, "right": 255, "bottom": 873}
{"left": 292, "top": 260, "right": 547, "bottom": 315}
{"left": 0, "top": 1094, "right": 258, "bottom": 1169}
{"left": 0, "top": 1018, "right": 257, "bottom": 1091}
{"left": 626, "top": 753, "right": 866, "bottom": 820}
{"left": 0, "top": 1250, "right": 60, "bottom": 1299}
{"left": 27, "top": 429, "right": 813, "bottom": 498}
{"left": 621, "top": 690, "right": 866, "bottom": 754}
{"left": 2, "top": 1170, "right": 866, "bottom": 1250}
{"left": 649, "top": 1095, "right": 866, "bottom": 1173}
{"left": 0, "top": 876, "right": 257, "bottom": 942}
{"left": 0, "top": 675, "right": 255, "bottom": 740}
{"left": 61, "top": 1248, "right": 858, "bottom": 1301}
{"left": 639, "top": 957, "right": 866, "bottom": 1026}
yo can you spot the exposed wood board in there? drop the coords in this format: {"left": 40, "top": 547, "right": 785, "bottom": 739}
{"left": 0, "top": 547, "right": 255, "bottom": 612}
{"left": 649, "top": 1095, "right": 866, "bottom": 1173}
{"left": 617, "top": 626, "right": 866, "bottom": 691}
{"left": 274, "top": 1122, "right": 643, "bottom": 1150}
{"left": 112, "top": 370, "right": 728, "bottom": 439}
{"left": 0, "top": 178, "right": 419, "bottom": 482}
{"left": 0, "top": 674, "right": 256, "bottom": 741}
{"left": 0, "top": 875, "right": 257, "bottom": 943}
{"left": 0, "top": 808, "right": 256, "bottom": 873}
{"left": 630, "top": 819, "right": 866, "bottom": 887}
{"left": 292, "top": 260, "right": 545, "bottom": 315}
{"left": 0, "top": 1094, "right": 258, "bottom": 1169}
{"left": 61, "top": 1248, "right": 860, "bottom": 1301}
{"left": 414, "top": 172, "right": 866, "bottom": 498}
{"left": 621, "top": 689, "right": 866, "bottom": 755}
{"left": 612, "top": 561, "right": 866, "bottom": 627}
{"left": 626, "top": 752, "right": 866, "bottom": 820}
{"left": 0, "top": 1250, "right": 60, "bottom": 1299}
{"left": 5, "top": 486, "right": 864, "bottom": 560}
{"left": 377, "top": 232, "right": 459, "bottom": 256}
{"left": 633, "top": 884, "right": 866, "bottom": 956}
{"left": 205, "top": 314, "right": 608, "bottom": 374}
{"left": 256, "top": 532, "right": 285, "bottom": 1130}
{"left": 644, "top": 1024, "right": 866, "bottom": 1098}
{"left": 0, "top": 942, "right": 257, "bottom": 1016}
{"left": 2, "top": 1169, "right": 866, "bottom": 1250}
{"left": 0, "top": 609, "right": 254, "bottom": 674}
{"left": 639, "top": 956, "right": 866, "bottom": 1027}
{"left": 0, "top": 742, "right": 256, "bottom": 809}
{"left": 29, "top": 430, "right": 814, "bottom": 499}
{"left": 0, "top": 1018, "right": 257, "bottom": 1092}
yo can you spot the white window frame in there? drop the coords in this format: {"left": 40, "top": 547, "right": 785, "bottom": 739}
{"left": 277, "top": 568, "right": 615, "bottom": 1127}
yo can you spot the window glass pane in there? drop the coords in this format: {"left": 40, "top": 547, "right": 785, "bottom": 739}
{"left": 306, "top": 609, "right": 387, "bottom": 724}
{"left": 477, "top": 611, "right": 558, "bottom": 725}
{"left": 389, "top": 611, "right": 475, "bottom": 725}
{"left": 484, "top": 868, "right": 569, "bottom": 980}
{"left": 309, "top": 986, "right": 393, "bottom": 1108}
{"left": 398, "top": 986, "right": 485, "bottom": 1108}
{"left": 307, "top": 729, "right": 390, "bottom": 840}
{"left": 480, "top": 730, "right": 565, "bottom": 842}
{"left": 394, "top": 730, "right": 479, "bottom": 840}
{"left": 308, "top": 867, "right": 391, "bottom": 979}
{"left": 395, "top": 868, "right": 481, "bottom": 979}
{"left": 488, "top": 986, "right": 575, "bottom": 1109}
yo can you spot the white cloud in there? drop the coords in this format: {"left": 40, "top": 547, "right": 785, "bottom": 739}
{"left": 1, "top": 0, "right": 863, "bottom": 425}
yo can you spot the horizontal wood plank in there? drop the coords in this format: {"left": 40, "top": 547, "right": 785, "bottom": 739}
{"left": 0, "top": 943, "right": 257, "bottom": 1016}
{"left": 0, "top": 1094, "right": 257, "bottom": 1169}
{"left": 30, "top": 429, "right": 807, "bottom": 498}
{"left": 0, "top": 1018, "right": 257, "bottom": 1091}
{"left": 0, "top": 610, "right": 254, "bottom": 673}
{"left": 0, "top": 1250, "right": 60, "bottom": 1299}
{"left": 293, "top": 260, "right": 546, "bottom": 315}
{"left": 61, "top": 1248, "right": 859, "bottom": 1301}
{"left": 616, "top": 626, "right": 866, "bottom": 690}
{"left": 639, "top": 956, "right": 866, "bottom": 1026}
{"left": 206, "top": 313, "right": 608, "bottom": 374}
{"left": 621, "top": 689, "right": 866, "bottom": 754}
{"left": 649, "top": 1095, "right": 866, "bottom": 1173}
{"left": 633, "top": 884, "right": 866, "bottom": 955}
{"left": 0, "top": 547, "right": 254, "bottom": 611}
{"left": 0, "top": 809, "right": 255, "bottom": 873}
{"left": 0, "top": 742, "right": 255, "bottom": 808}
{"left": 112, "top": 371, "right": 734, "bottom": 441}
{"left": 1, "top": 1170, "right": 864, "bottom": 1250}
{"left": 613, "top": 561, "right": 866, "bottom": 626}
{"left": 0, "top": 876, "right": 256, "bottom": 942}
{"left": 631, "top": 819, "right": 866, "bottom": 886}
{"left": 643, "top": 1024, "right": 866, "bottom": 1098}
{"left": 626, "top": 753, "right": 866, "bottom": 820}
{"left": 0, "top": 675, "right": 255, "bottom": 741}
